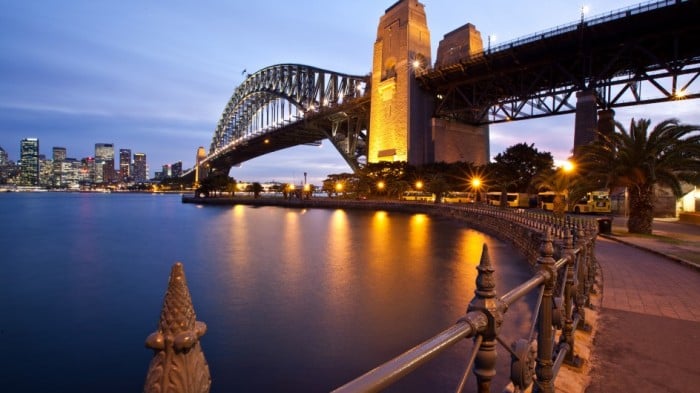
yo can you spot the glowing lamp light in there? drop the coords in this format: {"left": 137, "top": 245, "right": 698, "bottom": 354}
{"left": 562, "top": 160, "right": 575, "bottom": 173}
{"left": 471, "top": 178, "right": 481, "bottom": 189}
{"left": 377, "top": 181, "right": 385, "bottom": 190}
{"left": 415, "top": 180, "right": 423, "bottom": 190}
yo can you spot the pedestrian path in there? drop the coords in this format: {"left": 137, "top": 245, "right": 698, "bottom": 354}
{"left": 585, "top": 233, "right": 700, "bottom": 392}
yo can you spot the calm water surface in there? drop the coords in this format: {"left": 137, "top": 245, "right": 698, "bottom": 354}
{"left": 0, "top": 193, "right": 536, "bottom": 392}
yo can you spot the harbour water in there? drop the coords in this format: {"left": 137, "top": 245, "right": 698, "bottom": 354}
{"left": 0, "top": 192, "right": 536, "bottom": 392}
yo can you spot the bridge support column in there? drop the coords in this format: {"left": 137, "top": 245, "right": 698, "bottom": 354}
{"left": 432, "top": 119, "right": 489, "bottom": 165}
{"left": 573, "top": 90, "right": 597, "bottom": 155}
{"left": 597, "top": 109, "right": 615, "bottom": 140}
{"left": 368, "top": 0, "right": 432, "bottom": 166}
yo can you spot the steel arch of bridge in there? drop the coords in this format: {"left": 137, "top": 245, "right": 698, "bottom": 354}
{"left": 206, "top": 64, "right": 369, "bottom": 171}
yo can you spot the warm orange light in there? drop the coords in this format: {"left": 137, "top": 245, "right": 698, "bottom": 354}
{"left": 415, "top": 180, "right": 423, "bottom": 190}
{"left": 471, "top": 178, "right": 482, "bottom": 189}
{"left": 335, "top": 183, "right": 343, "bottom": 192}
{"left": 562, "top": 160, "right": 575, "bottom": 173}
{"left": 303, "top": 184, "right": 311, "bottom": 192}
{"left": 377, "top": 181, "right": 385, "bottom": 190}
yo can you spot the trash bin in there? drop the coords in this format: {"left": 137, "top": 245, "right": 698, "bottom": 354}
{"left": 596, "top": 217, "right": 612, "bottom": 234}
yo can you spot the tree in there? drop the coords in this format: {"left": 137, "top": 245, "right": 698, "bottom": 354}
{"left": 427, "top": 174, "right": 450, "bottom": 203}
{"left": 492, "top": 143, "right": 554, "bottom": 194}
{"left": 533, "top": 168, "right": 580, "bottom": 218}
{"left": 578, "top": 118, "right": 700, "bottom": 234}
{"left": 198, "top": 171, "right": 234, "bottom": 197}
{"left": 252, "top": 182, "right": 263, "bottom": 198}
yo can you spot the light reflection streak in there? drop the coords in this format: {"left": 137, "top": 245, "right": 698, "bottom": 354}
{"left": 323, "top": 209, "right": 351, "bottom": 322}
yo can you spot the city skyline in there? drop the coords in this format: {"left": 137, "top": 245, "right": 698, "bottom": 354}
{"left": 2, "top": 0, "right": 699, "bottom": 184}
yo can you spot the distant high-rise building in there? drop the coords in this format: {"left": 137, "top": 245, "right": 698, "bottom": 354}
{"left": 52, "top": 147, "right": 67, "bottom": 187}
{"left": 94, "top": 143, "right": 115, "bottom": 183}
{"left": 19, "top": 138, "right": 39, "bottom": 186}
{"left": 80, "top": 157, "right": 95, "bottom": 184}
{"left": 52, "top": 147, "right": 66, "bottom": 162}
{"left": 171, "top": 161, "right": 183, "bottom": 178}
{"left": 133, "top": 153, "right": 147, "bottom": 182}
{"left": 119, "top": 149, "right": 132, "bottom": 182}
{"left": 0, "top": 146, "right": 8, "bottom": 166}
{"left": 161, "top": 164, "right": 172, "bottom": 179}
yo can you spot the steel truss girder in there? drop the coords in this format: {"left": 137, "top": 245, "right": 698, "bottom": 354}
{"left": 210, "top": 64, "right": 368, "bottom": 156}
{"left": 420, "top": 0, "right": 700, "bottom": 125}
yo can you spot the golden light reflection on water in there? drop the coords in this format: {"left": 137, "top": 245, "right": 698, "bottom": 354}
{"left": 323, "top": 210, "right": 350, "bottom": 316}
{"left": 451, "top": 230, "right": 489, "bottom": 306}
{"left": 281, "top": 210, "right": 304, "bottom": 295}
{"left": 229, "top": 205, "right": 250, "bottom": 263}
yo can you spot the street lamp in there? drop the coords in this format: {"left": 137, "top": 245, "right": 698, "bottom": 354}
{"left": 376, "top": 180, "right": 385, "bottom": 195}
{"left": 335, "top": 182, "right": 343, "bottom": 196}
{"left": 562, "top": 160, "right": 575, "bottom": 174}
{"left": 471, "top": 177, "right": 482, "bottom": 203}
{"left": 415, "top": 180, "right": 423, "bottom": 190}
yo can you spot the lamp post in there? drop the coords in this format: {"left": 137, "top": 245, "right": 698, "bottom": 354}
{"left": 335, "top": 182, "right": 343, "bottom": 197}
{"left": 377, "top": 180, "right": 385, "bottom": 198}
{"left": 471, "top": 177, "right": 482, "bottom": 203}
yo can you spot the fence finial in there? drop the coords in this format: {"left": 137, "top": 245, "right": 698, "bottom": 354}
{"left": 144, "top": 262, "right": 211, "bottom": 393}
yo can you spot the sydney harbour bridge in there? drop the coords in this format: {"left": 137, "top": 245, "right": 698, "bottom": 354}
{"left": 183, "top": 0, "right": 700, "bottom": 182}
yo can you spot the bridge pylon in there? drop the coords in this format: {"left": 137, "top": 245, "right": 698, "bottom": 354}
{"left": 369, "top": 0, "right": 489, "bottom": 167}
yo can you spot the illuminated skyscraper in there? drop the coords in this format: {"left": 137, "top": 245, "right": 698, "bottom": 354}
{"left": 19, "top": 138, "right": 39, "bottom": 186}
{"left": 119, "top": 148, "right": 132, "bottom": 182}
{"left": 52, "top": 147, "right": 67, "bottom": 187}
{"left": 94, "top": 143, "right": 115, "bottom": 183}
{"left": 52, "top": 147, "right": 66, "bottom": 162}
{"left": 133, "top": 152, "right": 147, "bottom": 182}
{"left": 0, "top": 146, "right": 9, "bottom": 167}
{"left": 171, "top": 161, "right": 182, "bottom": 178}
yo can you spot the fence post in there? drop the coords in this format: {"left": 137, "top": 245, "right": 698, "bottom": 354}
{"left": 560, "top": 225, "right": 581, "bottom": 367}
{"left": 144, "top": 262, "right": 211, "bottom": 393}
{"left": 534, "top": 229, "right": 556, "bottom": 393}
{"left": 575, "top": 223, "right": 589, "bottom": 329}
{"left": 468, "top": 244, "right": 502, "bottom": 393}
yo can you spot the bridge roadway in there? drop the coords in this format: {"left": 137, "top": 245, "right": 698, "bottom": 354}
{"left": 586, "top": 218, "right": 700, "bottom": 392}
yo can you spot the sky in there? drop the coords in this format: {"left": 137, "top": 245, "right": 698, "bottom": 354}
{"left": 1, "top": 0, "right": 698, "bottom": 184}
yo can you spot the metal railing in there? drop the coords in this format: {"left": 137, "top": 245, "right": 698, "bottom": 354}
{"left": 480, "top": 0, "right": 687, "bottom": 56}
{"left": 332, "top": 206, "right": 598, "bottom": 392}
{"left": 143, "top": 202, "right": 599, "bottom": 393}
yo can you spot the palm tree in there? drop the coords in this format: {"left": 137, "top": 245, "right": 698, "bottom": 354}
{"left": 533, "top": 168, "right": 579, "bottom": 218}
{"left": 578, "top": 118, "right": 700, "bottom": 234}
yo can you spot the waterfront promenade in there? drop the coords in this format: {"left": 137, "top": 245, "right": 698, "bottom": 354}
{"left": 586, "top": 217, "right": 700, "bottom": 393}
{"left": 184, "top": 196, "right": 700, "bottom": 391}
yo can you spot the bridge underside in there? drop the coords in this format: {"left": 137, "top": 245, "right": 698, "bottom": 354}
{"left": 207, "top": 97, "right": 369, "bottom": 175}
{"left": 420, "top": 0, "right": 700, "bottom": 124}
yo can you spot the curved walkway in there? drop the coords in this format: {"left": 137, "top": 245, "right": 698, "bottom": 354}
{"left": 586, "top": 219, "right": 700, "bottom": 393}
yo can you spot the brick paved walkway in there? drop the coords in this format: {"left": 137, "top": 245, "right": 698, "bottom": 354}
{"left": 586, "top": 237, "right": 700, "bottom": 392}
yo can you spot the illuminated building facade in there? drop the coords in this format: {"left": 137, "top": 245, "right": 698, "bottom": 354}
{"left": 119, "top": 148, "right": 132, "bottom": 182}
{"left": 19, "top": 138, "right": 39, "bottom": 186}
{"left": 94, "top": 143, "right": 115, "bottom": 183}
{"left": 133, "top": 153, "right": 148, "bottom": 182}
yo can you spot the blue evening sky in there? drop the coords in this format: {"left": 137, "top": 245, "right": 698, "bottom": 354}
{"left": 1, "top": 0, "right": 698, "bottom": 184}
